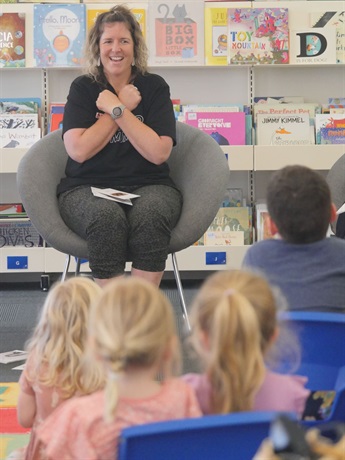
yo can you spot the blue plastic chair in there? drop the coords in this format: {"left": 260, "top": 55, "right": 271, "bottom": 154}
{"left": 279, "top": 312, "right": 345, "bottom": 390}
{"left": 118, "top": 411, "right": 295, "bottom": 460}
{"left": 279, "top": 311, "right": 345, "bottom": 425}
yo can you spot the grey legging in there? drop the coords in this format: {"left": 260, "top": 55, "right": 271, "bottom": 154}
{"left": 58, "top": 184, "right": 183, "bottom": 279}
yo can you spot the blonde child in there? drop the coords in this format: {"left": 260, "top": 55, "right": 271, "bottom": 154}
{"left": 183, "top": 269, "right": 310, "bottom": 417}
{"left": 37, "top": 277, "right": 201, "bottom": 460}
{"left": 13, "top": 277, "right": 104, "bottom": 460}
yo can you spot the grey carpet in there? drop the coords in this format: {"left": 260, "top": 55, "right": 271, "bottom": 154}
{"left": 0, "top": 278, "right": 202, "bottom": 382}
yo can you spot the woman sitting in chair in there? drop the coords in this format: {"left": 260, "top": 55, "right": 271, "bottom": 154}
{"left": 57, "top": 5, "right": 182, "bottom": 287}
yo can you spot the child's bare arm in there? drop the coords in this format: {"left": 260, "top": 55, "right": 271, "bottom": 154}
{"left": 17, "top": 390, "right": 36, "bottom": 428}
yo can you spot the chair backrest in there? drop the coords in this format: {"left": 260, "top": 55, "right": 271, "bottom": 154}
{"left": 326, "top": 153, "right": 345, "bottom": 234}
{"left": 279, "top": 312, "right": 345, "bottom": 391}
{"left": 118, "top": 411, "right": 287, "bottom": 460}
{"left": 17, "top": 122, "right": 229, "bottom": 259}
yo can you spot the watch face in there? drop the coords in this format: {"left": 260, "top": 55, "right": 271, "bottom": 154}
{"left": 112, "top": 106, "right": 123, "bottom": 118}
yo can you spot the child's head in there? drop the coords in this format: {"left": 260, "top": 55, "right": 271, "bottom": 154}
{"left": 189, "top": 269, "right": 278, "bottom": 414}
{"left": 267, "top": 165, "right": 335, "bottom": 244}
{"left": 26, "top": 276, "right": 103, "bottom": 397}
{"left": 88, "top": 276, "right": 181, "bottom": 420}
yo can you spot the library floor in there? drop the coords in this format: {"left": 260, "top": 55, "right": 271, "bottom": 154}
{"left": 0, "top": 277, "right": 203, "bottom": 382}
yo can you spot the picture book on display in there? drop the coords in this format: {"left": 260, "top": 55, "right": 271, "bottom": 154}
{"left": 33, "top": 4, "right": 86, "bottom": 67}
{"left": 148, "top": 1, "right": 204, "bottom": 66}
{"left": 0, "top": 220, "right": 44, "bottom": 248}
{"left": 254, "top": 103, "right": 320, "bottom": 124}
{"left": 255, "top": 202, "right": 274, "bottom": 242}
{"left": 289, "top": 27, "right": 337, "bottom": 65}
{"left": 253, "top": 96, "right": 304, "bottom": 104}
{"left": 227, "top": 7, "right": 289, "bottom": 65}
{"left": 315, "top": 113, "right": 345, "bottom": 144}
{"left": 0, "top": 98, "right": 41, "bottom": 114}
{"left": 0, "top": 204, "right": 26, "bottom": 219}
{"left": 0, "top": 12, "right": 25, "bottom": 68}
{"left": 256, "top": 113, "right": 311, "bottom": 146}
{"left": 198, "top": 206, "right": 252, "bottom": 246}
{"left": 48, "top": 102, "right": 65, "bottom": 132}
{"left": 310, "top": 10, "right": 345, "bottom": 64}
{"left": 184, "top": 111, "right": 246, "bottom": 145}
{"left": 0, "top": 128, "right": 41, "bottom": 148}
{"left": 204, "top": 6, "right": 228, "bottom": 66}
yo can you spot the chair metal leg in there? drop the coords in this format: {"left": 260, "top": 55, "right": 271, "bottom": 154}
{"left": 171, "top": 252, "right": 191, "bottom": 331}
{"left": 61, "top": 254, "right": 71, "bottom": 281}
{"left": 75, "top": 258, "right": 81, "bottom": 276}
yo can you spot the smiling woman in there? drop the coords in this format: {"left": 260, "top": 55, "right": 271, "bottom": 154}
{"left": 57, "top": 5, "right": 182, "bottom": 288}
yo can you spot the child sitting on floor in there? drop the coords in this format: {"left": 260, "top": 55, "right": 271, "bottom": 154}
{"left": 11, "top": 277, "right": 104, "bottom": 460}
{"left": 183, "top": 269, "right": 310, "bottom": 417}
{"left": 37, "top": 277, "right": 201, "bottom": 460}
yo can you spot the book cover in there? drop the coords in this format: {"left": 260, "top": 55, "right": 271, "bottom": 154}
{"left": 256, "top": 112, "right": 311, "bottom": 146}
{"left": 320, "top": 127, "right": 345, "bottom": 144}
{"left": 0, "top": 221, "right": 44, "bottom": 248}
{"left": 91, "top": 187, "right": 140, "bottom": 206}
{"left": 0, "top": 113, "right": 39, "bottom": 129}
{"left": 205, "top": 6, "right": 228, "bottom": 66}
{"left": 310, "top": 10, "right": 345, "bottom": 64}
{"left": 254, "top": 103, "right": 320, "bottom": 122}
{"left": 0, "top": 98, "right": 40, "bottom": 114}
{"left": 0, "top": 12, "right": 25, "bottom": 68}
{"left": 33, "top": 4, "right": 86, "bottom": 67}
{"left": 0, "top": 204, "right": 26, "bottom": 218}
{"left": 0, "top": 128, "right": 41, "bottom": 148}
{"left": 289, "top": 27, "right": 337, "bottom": 64}
{"left": 86, "top": 6, "right": 147, "bottom": 40}
{"left": 227, "top": 7, "right": 289, "bottom": 65}
{"left": 48, "top": 103, "right": 65, "bottom": 132}
{"left": 148, "top": 1, "right": 204, "bottom": 66}
{"left": 184, "top": 111, "right": 246, "bottom": 145}
{"left": 207, "top": 206, "right": 252, "bottom": 245}
{"left": 204, "top": 230, "right": 244, "bottom": 246}
{"left": 254, "top": 96, "right": 304, "bottom": 104}
{"left": 315, "top": 113, "right": 345, "bottom": 144}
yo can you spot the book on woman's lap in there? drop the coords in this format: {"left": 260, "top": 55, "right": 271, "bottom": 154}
{"left": 91, "top": 187, "right": 140, "bottom": 206}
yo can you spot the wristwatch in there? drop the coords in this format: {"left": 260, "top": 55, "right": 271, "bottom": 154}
{"left": 110, "top": 104, "right": 126, "bottom": 120}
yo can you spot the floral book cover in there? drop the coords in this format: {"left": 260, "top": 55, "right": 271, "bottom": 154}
{"left": 227, "top": 7, "right": 289, "bottom": 65}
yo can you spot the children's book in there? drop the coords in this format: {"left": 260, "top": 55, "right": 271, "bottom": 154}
{"left": 33, "top": 4, "right": 86, "bottom": 67}
{"left": 227, "top": 7, "right": 289, "bottom": 65}
{"left": 315, "top": 113, "right": 345, "bottom": 144}
{"left": 184, "top": 111, "right": 246, "bottom": 145}
{"left": 0, "top": 128, "right": 41, "bottom": 148}
{"left": 0, "top": 220, "right": 44, "bottom": 247}
{"left": 310, "top": 10, "right": 345, "bottom": 64}
{"left": 255, "top": 202, "right": 274, "bottom": 241}
{"left": 205, "top": 5, "right": 228, "bottom": 66}
{"left": 0, "top": 12, "right": 25, "bottom": 68}
{"left": 254, "top": 103, "right": 320, "bottom": 122}
{"left": 254, "top": 96, "right": 304, "bottom": 104}
{"left": 256, "top": 112, "right": 311, "bottom": 146}
{"left": 0, "top": 98, "right": 40, "bottom": 114}
{"left": 0, "top": 350, "right": 28, "bottom": 364}
{"left": 204, "top": 230, "right": 245, "bottom": 246}
{"left": 289, "top": 27, "right": 337, "bottom": 64}
{"left": 0, "top": 113, "right": 39, "bottom": 129}
{"left": 91, "top": 187, "right": 140, "bottom": 206}
{"left": 48, "top": 103, "right": 65, "bottom": 132}
{"left": 148, "top": 1, "right": 204, "bottom": 66}
{"left": 320, "top": 127, "right": 345, "bottom": 144}
{"left": 198, "top": 206, "right": 252, "bottom": 245}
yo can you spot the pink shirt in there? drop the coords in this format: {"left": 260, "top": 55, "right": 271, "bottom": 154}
{"left": 38, "top": 379, "right": 202, "bottom": 460}
{"left": 19, "top": 356, "right": 68, "bottom": 460}
{"left": 182, "top": 370, "right": 310, "bottom": 417}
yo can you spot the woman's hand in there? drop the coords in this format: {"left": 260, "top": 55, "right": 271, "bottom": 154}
{"left": 96, "top": 90, "right": 120, "bottom": 115}
{"left": 118, "top": 84, "right": 141, "bottom": 111}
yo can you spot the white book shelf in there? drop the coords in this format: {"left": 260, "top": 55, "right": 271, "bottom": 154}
{"left": 0, "top": 1, "right": 344, "bottom": 278}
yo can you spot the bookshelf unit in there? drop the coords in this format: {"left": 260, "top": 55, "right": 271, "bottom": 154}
{"left": 1, "top": 1, "right": 344, "bottom": 281}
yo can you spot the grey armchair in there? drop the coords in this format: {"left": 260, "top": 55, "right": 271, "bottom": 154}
{"left": 17, "top": 121, "right": 230, "bottom": 328}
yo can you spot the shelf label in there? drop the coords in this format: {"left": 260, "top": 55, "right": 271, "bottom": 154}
{"left": 7, "top": 256, "right": 28, "bottom": 270}
{"left": 205, "top": 252, "right": 226, "bottom": 265}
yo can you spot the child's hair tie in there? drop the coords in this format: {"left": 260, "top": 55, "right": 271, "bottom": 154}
{"left": 224, "top": 288, "right": 236, "bottom": 297}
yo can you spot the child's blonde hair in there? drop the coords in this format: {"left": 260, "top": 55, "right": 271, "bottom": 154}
{"left": 88, "top": 276, "right": 181, "bottom": 421}
{"left": 189, "top": 269, "right": 278, "bottom": 414}
{"left": 26, "top": 276, "right": 104, "bottom": 398}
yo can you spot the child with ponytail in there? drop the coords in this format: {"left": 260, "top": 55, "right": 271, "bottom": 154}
{"left": 12, "top": 277, "right": 104, "bottom": 460}
{"left": 183, "top": 269, "right": 310, "bottom": 417}
{"left": 38, "top": 277, "right": 201, "bottom": 460}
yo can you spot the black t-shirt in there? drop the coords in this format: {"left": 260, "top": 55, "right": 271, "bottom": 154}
{"left": 57, "top": 72, "right": 177, "bottom": 195}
